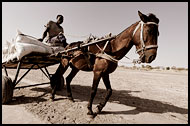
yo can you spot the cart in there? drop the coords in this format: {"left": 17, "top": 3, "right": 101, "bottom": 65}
{"left": 2, "top": 52, "right": 62, "bottom": 104}
{"left": 2, "top": 35, "right": 116, "bottom": 104}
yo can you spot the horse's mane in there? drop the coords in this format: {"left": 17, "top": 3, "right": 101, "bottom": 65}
{"left": 116, "top": 13, "right": 159, "bottom": 38}
{"left": 115, "top": 21, "right": 139, "bottom": 38}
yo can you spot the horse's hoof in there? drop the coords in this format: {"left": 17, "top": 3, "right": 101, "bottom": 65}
{"left": 94, "top": 107, "right": 101, "bottom": 114}
{"left": 88, "top": 114, "right": 96, "bottom": 119}
{"left": 49, "top": 97, "right": 54, "bottom": 102}
{"left": 68, "top": 97, "right": 75, "bottom": 102}
{"left": 87, "top": 111, "right": 93, "bottom": 116}
{"left": 87, "top": 112, "right": 97, "bottom": 119}
{"left": 50, "top": 96, "right": 55, "bottom": 101}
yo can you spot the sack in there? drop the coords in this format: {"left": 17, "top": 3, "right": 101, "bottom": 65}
{"left": 15, "top": 30, "right": 53, "bottom": 51}
{"left": 2, "top": 30, "right": 53, "bottom": 63}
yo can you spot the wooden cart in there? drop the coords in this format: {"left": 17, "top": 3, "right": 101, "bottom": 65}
{"left": 2, "top": 36, "right": 116, "bottom": 104}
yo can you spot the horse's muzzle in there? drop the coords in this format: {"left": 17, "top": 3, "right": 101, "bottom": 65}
{"left": 144, "top": 53, "right": 156, "bottom": 63}
{"left": 147, "top": 54, "right": 156, "bottom": 63}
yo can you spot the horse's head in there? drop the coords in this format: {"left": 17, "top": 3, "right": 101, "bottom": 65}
{"left": 133, "top": 11, "right": 159, "bottom": 63}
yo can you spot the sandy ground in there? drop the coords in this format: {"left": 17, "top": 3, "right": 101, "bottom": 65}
{"left": 2, "top": 64, "right": 188, "bottom": 124}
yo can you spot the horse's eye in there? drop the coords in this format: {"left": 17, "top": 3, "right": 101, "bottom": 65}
{"left": 146, "top": 29, "right": 151, "bottom": 34}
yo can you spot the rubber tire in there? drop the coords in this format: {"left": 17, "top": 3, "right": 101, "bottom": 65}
{"left": 2, "top": 75, "right": 14, "bottom": 104}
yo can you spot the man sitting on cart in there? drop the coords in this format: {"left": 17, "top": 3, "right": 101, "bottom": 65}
{"left": 38, "top": 15, "right": 67, "bottom": 47}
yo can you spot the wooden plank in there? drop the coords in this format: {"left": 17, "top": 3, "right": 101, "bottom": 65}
{"left": 56, "top": 35, "right": 116, "bottom": 55}
{"left": 2, "top": 53, "right": 60, "bottom": 69}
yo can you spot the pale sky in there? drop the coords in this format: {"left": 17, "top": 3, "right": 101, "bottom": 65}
{"left": 2, "top": 2, "right": 188, "bottom": 68}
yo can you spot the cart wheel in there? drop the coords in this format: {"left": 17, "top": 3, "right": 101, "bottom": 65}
{"left": 2, "top": 75, "right": 14, "bottom": 104}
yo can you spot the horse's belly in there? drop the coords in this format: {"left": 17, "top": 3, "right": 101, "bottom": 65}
{"left": 70, "top": 54, "right": 92, "bottom": 71}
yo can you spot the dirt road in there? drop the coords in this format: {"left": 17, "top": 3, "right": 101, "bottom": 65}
{"left": 2, "top": 64, "right": 188, "bottom": 124}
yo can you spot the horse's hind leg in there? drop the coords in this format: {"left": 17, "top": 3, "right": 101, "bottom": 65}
{"left": 95, "top": 74, "right": 112, "bottom": 114}
{"left": 51, "top": 85, "right": 57, "bottom": 100}
{"left": 66, "top": 67, "right": 79, "bottom": 101}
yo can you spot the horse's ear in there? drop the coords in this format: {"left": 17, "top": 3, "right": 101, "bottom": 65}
{"left": 138, "top": 11, "right": 148, "bottom": 23}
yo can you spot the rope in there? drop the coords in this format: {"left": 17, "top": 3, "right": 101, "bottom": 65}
{"left": 96, "top": 53, "right": 119, "bottom": 63}
{"left": 102, "top": 41, "right": 109, "bottom": 51}
{"left": 19, "top": 33, "right": 39, "bottom": 40}
{"left": 95, "top": 40, "right": 110, "bottom": 53}
{"left": 122, "top": 55, "right": 141, "bottom": 65}
{"left": 124, "top": 55, "right": 132, "bottom": 61}
{"left": 64, "top": 33, "right": 91, "bottom": 38}
{"left": 119, "top": 61, "right": 134, "bottom": 64}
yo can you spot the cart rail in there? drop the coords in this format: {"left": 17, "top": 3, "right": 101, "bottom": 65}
{"left": 53, "top": 35, "right": 116, "bottom": 56}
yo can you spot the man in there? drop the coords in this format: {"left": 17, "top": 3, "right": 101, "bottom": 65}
{"left": 38, "top": 15, "right": 64, "bottom": 44}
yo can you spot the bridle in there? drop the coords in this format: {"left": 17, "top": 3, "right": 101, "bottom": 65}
{"left": 132, "top": 21, "right": 159, "bottom": 63}
{"left": 95, "top": 20, "right": 159, "bottom": 64}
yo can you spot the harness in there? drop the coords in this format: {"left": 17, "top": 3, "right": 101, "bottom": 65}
{"left": 95, "top": 40, "right": 119, "bottom": 63}
{"left": 95, "top": 21, "right": 159, "bottom": 64}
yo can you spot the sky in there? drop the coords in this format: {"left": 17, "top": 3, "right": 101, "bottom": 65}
{"left": 2, "top": 2, "right": 188, "bottom": 68}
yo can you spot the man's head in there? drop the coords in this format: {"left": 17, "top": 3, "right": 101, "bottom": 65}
{"left": 56, "top": 15, "right": 64, "bottom": 24}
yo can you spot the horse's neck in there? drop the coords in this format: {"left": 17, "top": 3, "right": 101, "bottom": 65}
{"left": 111, "top": 22, "right": 139, "bottom": 60}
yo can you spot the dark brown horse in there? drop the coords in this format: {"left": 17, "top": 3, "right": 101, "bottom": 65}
{"left": 50, "top": 11, "right": 159, "bottom": 116}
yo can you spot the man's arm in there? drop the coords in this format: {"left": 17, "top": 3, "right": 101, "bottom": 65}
{"left": 42, "top": 27, "right": 49, "bottom": 40}
{"left": 38, "top": 21, "right": 51, "bottom": 42}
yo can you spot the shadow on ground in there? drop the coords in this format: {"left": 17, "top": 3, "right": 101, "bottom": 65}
{"left": 7, "top": 88, "right": 49, "bottom": 105}
{"left": 9, "top": 84, "right": 188, "bottom": 115}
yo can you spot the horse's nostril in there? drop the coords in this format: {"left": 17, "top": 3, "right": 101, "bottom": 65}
{"left": 148, "top": 55, "right": 155, "bottom": 63}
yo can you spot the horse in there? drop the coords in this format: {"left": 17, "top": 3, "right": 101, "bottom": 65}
{"left": 50, "top": 11, "right": 160, "bottom": 116}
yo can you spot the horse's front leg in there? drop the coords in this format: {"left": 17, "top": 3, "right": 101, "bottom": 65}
{"left": 95, "top": 74, "right": 112, "bottom": 114}
{"left": 65, "top": 67, "right": 79, "bottom": 102}
{"left": 50, "top": 58, "right": 69, "bottom": 100}
{"left": 87, "top": 71, "right": 101, "bottom": 116}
